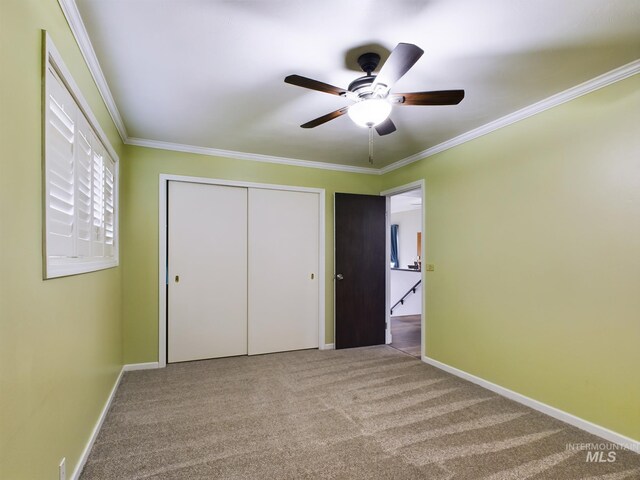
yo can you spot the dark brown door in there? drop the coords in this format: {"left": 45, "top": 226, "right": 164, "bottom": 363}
{"left": 334, "top": 193, "right": 386, "bottom": 349}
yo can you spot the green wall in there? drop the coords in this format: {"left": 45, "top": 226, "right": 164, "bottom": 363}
{"left": 120, "top": 145, "right": 382, "bottom": 363}
{"left": 381, "top": 75, "right": 640, "bottom": 440}
{"left": 0, "top": 1, "right": 124, "bottom": 478}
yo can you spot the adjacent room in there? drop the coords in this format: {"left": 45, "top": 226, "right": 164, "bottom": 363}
{"left": 388, "top": 187, "right": 423, "bottom": 358}
{"left": 1, "top": 1, "right": 639, "bottom": 479}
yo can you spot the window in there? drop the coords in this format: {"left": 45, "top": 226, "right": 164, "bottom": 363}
{"left": 43, "top": 33, "right": 118, "bottom": 278}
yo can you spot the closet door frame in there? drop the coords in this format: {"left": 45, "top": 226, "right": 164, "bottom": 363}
{"left": 157, "top": 174, "right": 326, "bottom": 368}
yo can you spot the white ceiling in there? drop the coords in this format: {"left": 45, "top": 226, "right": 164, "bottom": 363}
{"left": 391, "top": 189, "right": 422, "bottom": 214}
{"left": 75, "top": 0, "right": 640, "bottom": 168}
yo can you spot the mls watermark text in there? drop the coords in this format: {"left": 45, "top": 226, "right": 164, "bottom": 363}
{"left": 565, "top": 442, "right": 638, "bottom": 463}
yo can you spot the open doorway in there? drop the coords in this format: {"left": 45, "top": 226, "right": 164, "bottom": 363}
{"left": 384, "top": 182, "right": 424, "bottom": 358}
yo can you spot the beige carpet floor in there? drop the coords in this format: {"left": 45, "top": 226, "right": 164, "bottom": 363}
{"left": 81, "top": 346, "right": 639, "bottom": 479}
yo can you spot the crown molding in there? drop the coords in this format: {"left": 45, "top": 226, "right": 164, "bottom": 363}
{"left": 380, "top": 59, "right": 640, "bottom": 174}
{"left": 126, "top": 137, "right": 380, "bottom": 175}
{"left": 57, "top": 0, "right": 128, "bottom": 141}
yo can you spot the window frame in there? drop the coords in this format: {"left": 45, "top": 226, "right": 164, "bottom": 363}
{"left": 42, "top": 31, "right": 119, "bottom": 279}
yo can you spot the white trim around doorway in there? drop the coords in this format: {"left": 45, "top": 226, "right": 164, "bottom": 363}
{"left": 381, "top": 180, "right": 426, "bottom": 358}
{"left": 158, "top": 174, "right": 326, "bottom": 368}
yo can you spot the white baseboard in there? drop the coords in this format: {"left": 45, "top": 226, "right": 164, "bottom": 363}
{"left": 71, "top": 362, "right": 161, "bottom": 478}
{"left": 71, "top": 366, "right": 124, "bottom": 480}
{"left": 321, "top": 343, "right": 335, "bottom": 350}
{"left": 421, "top": 355, "right": 639, "bottom": 453}
{"left": 123, "top": 361, "right": 160, "bottom": 371}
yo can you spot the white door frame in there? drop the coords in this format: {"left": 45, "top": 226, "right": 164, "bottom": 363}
{"left": 381, "top": 180, "right": 426, "bottom": 358}
{"left": 158, "top": 174, "right": 326, "bottom": 368}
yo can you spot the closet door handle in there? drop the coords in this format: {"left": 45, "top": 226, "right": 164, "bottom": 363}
{"left": 336, "top": 274, "right": 344, "bottom": 280}
{"left": 175, "top": 275, "right": 180, "bottom": 283}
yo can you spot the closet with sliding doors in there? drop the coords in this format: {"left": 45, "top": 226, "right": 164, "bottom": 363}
{"left": 167, "top": 180, "right": 320, "bottom": 363}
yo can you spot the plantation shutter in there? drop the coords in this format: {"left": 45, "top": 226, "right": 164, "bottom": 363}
{"left": 91, "top": 134, "right": 105, "bottom": 257}
{"left": 75, "top": 115, "right": 93, "bottom": 257}
{"left": 43, "top": 39, "right": 119, "bottom": 279}
{"left": 45, "top": 69, "right": 76, "bottom": 258}
{"left": 103, "top": 154, "right": 116, "bottom": 257}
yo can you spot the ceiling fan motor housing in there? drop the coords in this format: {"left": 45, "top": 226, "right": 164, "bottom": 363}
{"left": 348, "top": 75, "right": 376, "bottom": 96}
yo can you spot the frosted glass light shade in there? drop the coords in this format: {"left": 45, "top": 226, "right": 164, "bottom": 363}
{"left": 348, "top": 99, "right": 392, "bottom": 127}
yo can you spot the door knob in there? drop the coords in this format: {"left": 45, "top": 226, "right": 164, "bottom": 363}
{"left": 336, "top": 274, "right": 344, "bottom": 280}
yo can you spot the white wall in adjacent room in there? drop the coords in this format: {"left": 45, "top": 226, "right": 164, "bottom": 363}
{"left": 391, "top": 208, "right": 421, "bottom": 268}
{"left": 390, "top": 200, "right": 422, "bottom": 316}
{"left": 390, "top": 269, "right": 422, "bottom": 316}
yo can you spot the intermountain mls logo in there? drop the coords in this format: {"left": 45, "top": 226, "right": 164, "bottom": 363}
{"left": 565, "top": 442, "right": 637, "bottom": 462}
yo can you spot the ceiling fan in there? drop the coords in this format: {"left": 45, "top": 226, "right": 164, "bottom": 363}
{"left": 284, "top": 43, "right": 465, "bottom": 136}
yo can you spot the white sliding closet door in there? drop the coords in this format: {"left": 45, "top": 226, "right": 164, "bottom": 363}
{"left": 248, "top": 188, "right": 319, "bottom": 355}
{"left": 168, "top": 181, "right": 247, "bottom": 362}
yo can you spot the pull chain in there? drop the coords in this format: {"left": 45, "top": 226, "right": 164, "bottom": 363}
{"left": 368, "top": 126, "right": 374, "bottom": 164}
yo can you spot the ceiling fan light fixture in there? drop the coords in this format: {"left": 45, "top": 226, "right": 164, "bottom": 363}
{"left": 285, "top": 43, "right": 463, "bottom": 135}
{"left": 347, "top": 98, "right": 392, "bottom": 128}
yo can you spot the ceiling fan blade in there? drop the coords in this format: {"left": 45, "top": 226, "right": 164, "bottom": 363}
{"left": 372, "top": 43, "right": 424, "bottom": 92}
{"left": 390, "top": 90, "right": 465, "bottom": 106}
{"left": 300, "top": 107, "right": 349, "bottom": 128}
{"left": 285, "top": 74, "right": 347, "bottom": 96}
{"left": 375, "top": 118, "right": 396, "bottom": 136}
